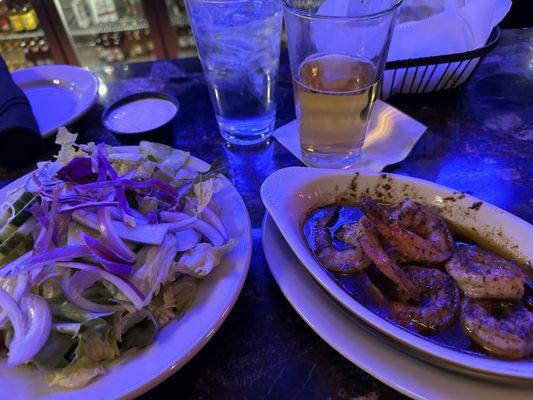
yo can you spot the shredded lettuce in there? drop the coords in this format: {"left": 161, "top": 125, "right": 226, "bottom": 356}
{"left": 192, "top": 178, "right": 223, "bottom": 214}
{"left": 55, "top": 128, "right": 87, "bottom": 164}
{"left": 152, "top": 277, "right": 198, "bottom": 326}
{"left": 107, "top": 153, "right": 146, "bottom": 176}
{"left": 50, "top": 302, "right": 115, "bottom": 323}
{"left": 46, "top": 357, "right": 106, "bottom": 389}
{"left": 78, "top": 330, "right": 119, "bottom": 363}
{"left": 130, "top": 235, "right": 178, "bottom": 300}
{"left": 120, "top": 313, "right": 158, "bottom": 351}
{"left": 159, "top": 156, "right": 189, "bottom": 178}
{"left": 52, "top": 322, "right": 82, "bottom": 336}
{"left": 32, "top": 332, "right": 74, "bottom": 370}
{"left": 176, "top": 239, "right": 236, "bottom": 278}
{"left": 0, "top": 275, "right": 22, "bottom": 295}
{"left": 139, "top": 141, "right": 189, "bottom": 165}
{"left": 41, "top": 277, "right": 63, "bottom": 300}
{"left": 132, "top": 160, "right": 158, "bottom": 181}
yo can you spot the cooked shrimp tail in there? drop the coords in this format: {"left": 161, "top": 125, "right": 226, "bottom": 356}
{"left": 462, "top": 298, "right": 533, "bottom": 360}
{"left": 356, "top": 216, "right": 421, "bottom": 300}
{"left": 388, "top": 266, "right": 460, "bottom": 334}
{"left": 304, "top": 206, "right": 371, "bottom": 275}
{"left": 360, "top": 198, "right": 454, "bottom": 264}
{"left": 446, "top": 244, "right": 525, "bottom": 299}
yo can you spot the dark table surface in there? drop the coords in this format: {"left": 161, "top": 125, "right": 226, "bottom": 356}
{"left": 1, "top": 28, "right": 532, "bottom": 399}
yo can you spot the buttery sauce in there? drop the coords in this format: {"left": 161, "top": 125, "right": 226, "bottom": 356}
{"left": 303, "top": 204, "right": 533, "bottom": 359}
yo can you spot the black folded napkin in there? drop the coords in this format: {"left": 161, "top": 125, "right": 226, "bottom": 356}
{"left": 0, "top": 56, "right": 42, "bottom": 168}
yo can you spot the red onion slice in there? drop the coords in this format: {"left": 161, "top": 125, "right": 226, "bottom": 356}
{"left": 33, "top": 187, "right": 59, "bottom": 255}
{"left": 7, "top": 245, "right": 92, "bottom": 276}
{"left": 160, "top": 211, "right": 223, "bottom": 245}
{"left": 60, "top": 270, "right": 121, "bottom": 313}
{"left": 0, "top": 289, "right": 52, "bottom": 366}
{"left": 97, "top": 207, "right": 136, "bottom": 262}
{"left": 55, "top": 262, "right": 144, "bottom": 310}
{"left": 80, "top": 232, "right": 133, "bottom": 265}
{"left": 97, "top": 144, "right": 136, "bottom": 227}
{"left": 110, "top": 207, "right": 147, "bottom": 224}
{"left": 190, "top": 219, "right": 225, "bottom": 247}
{"left": 160, "top": 211, "right": 194, "bottom": 222}
{"left": 201, "top": 206, "right": 227, "bottom": 239}
{"left": 0, "top": 275, "right": 29, "bottom": 326}
{"left": 72, "top": 210, "right": 168, "bottom": 245}
{"left": 174, "top": 229, "right": 201, "bottom": 252}
{"left": 58, "top": 201, "right": 118, "bottom": 213}
{"left": 81, "top": 233, "right": 134, "bottom": 276}
{"left": 76, "top": 178, "right": 178, "bottom": 202}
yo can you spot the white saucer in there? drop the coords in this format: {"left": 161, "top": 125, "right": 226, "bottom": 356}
{"left": 262, "top": 214, "right": 533, "bottom": 400}
{"left": 11, "top": 65, "right": 99, "bottom": 138}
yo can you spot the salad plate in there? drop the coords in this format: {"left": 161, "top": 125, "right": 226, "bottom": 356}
{"left": 263, "top": 214, "right": 533, "bottom": 400}
{"left": 260, "top": 166, "right": 533, "bottom": 381}
{"left": 0, "top": 135, "right": 252, "bottom": 399}
{"left": 11, "top": 65, "right": 99, "bottom": 138}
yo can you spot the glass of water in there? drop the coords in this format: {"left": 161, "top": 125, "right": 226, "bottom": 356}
{"left": 284, "top": 0, "right": 401, "bottom": 168}
{"left": 186, "top": 0, "right": 282, "bottom": 145}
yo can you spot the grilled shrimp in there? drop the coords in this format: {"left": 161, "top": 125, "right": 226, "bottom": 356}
{"left": 356, "top": 216, "right": 421, "bottom": 299}
{"left": 386, "top": 266, "right": 460, "bottom": 334}
{"left": 360, "top": 198, "right": 454, "bottom": 264}
{"left": 462, "top": 298, "right": 533, "bottom": 359}
{"left": 445, "top": 244, "right": 524, "bottom": 299}
{"left": 304, "top": 205, "right": 371, "bottom": 274}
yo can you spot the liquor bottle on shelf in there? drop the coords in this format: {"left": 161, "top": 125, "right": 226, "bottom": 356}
{"left": 19, "top": 39, "right": 32, "bottom": 66}
{"left": 3, "top": 39, "right": 27, "bottom": 69}
{"left": 185, "top": 26, "right": 195, "bottom": 48}
{"left": 86, "top": 0, "right": 98, "bottom": 24}
{"left": 87, "top": 0, "right": 106, "bottom": 24}
{"left": 28, "top": 36, "right": 39, "bottom": 64}
{"left": 25, "top": 37, "right": 36, "bottom": 64}
{"left": 0, "top": 0, "right": 12, "bottom": 34}
{"left": 169, "top": 1, "right": 181, "bottom": 25}
{"left": 130, "top": 29, "right": 143, "bottom": 58}
{"left": 72, "top": 0, "right": 91, "bottom": 29}
{"left": 95, "top": 35, "right": 103, "bottom": 60}
{"left": 142, "top": 29, "right": 153, "bottom": 53}
{"left": 101, "top": 33, "right": 111, "bottom": 61}
{"left": 121, "top": 30, "right": 130, "bottom": 57}
{"left": 176, "top": 26, "right": 185, "bottom": 48}
{"left": 125, "top": 0, "right": 141, "bottom": 19}
{"left": 20, "top": 1, "right": 38, "bottom": 31}
{"left": 8, "top": 1, "right": 24, "bottom": 33}
{"left": 37, "top": 38, "right": 53, "bottom": 65}
{"left": 1, "top": 42, "right": 13, "bottom": 69}
{"left": 104, "top": 0, "right": 118, "bottom": 22}
{"left": 98, "top": 32, "right": 121, "bottom": 63}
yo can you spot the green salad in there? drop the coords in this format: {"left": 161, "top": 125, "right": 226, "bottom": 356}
{"left": 0, "top": 128, "right": 235, "bottom": 388}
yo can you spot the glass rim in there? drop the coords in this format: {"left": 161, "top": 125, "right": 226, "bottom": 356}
{"left": 282, "top": 0, "right": 403, "bottom": 21}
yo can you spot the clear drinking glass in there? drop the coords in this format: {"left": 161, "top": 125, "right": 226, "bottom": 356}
{"left": 283, "top": 0, "right": 402, "bottom": 168}
{"left": 186, "top": 0, "right": 282, "bottom": 145}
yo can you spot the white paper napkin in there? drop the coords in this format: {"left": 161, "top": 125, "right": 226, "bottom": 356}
{"left": 273, "top": 100, "right": 427, "bottom": 172}
{"left": 388, "top": 0, "right": 511, "bottom": 61}
{"left": 314, "top": 0, "right": 511, "bottom": 61}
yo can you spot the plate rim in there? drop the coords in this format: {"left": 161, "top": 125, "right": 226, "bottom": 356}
{"left": 11, "top": 64, "right": 99, "bottom": 138}
{"left": 0, "top": 147, "right": 252, "bottom": 399}
{"left": 261, "top": 166, "right": 533, "bottom": 380}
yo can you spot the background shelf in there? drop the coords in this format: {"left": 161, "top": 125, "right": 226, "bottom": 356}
{"left": 70, "top": 19, "right": 149, "bottom": 36}
{"left": 0, "top": 28, "right": 45, "bottom": 41}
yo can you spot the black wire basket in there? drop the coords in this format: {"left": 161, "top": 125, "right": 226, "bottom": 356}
{"left": 381, "top": 27, "right": 501, "bottom": 99}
